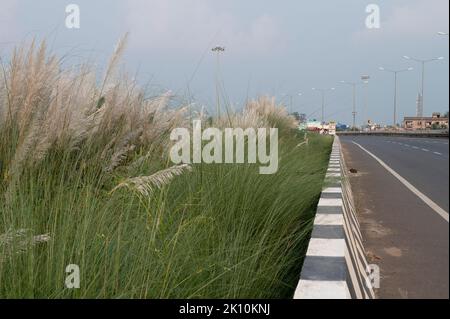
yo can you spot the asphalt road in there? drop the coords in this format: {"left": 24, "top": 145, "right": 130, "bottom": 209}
{"left": 339, "top": 135, "right": 449, "bottom": 299}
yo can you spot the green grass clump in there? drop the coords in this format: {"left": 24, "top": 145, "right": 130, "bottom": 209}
{"left": 0, "top": 38, "right": 332, "bottom": 298}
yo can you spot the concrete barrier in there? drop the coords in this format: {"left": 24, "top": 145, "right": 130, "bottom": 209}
{"left": 294, "top": 136, "right": 375, "bottom": 299}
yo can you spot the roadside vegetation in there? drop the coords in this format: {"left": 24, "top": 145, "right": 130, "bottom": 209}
{"left": 0, "top": 37, "right": 332, "bottom": 298}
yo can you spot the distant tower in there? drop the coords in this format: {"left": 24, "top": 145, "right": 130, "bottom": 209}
{"left": 416, "top": 92, "right": 423, "bottom": 117}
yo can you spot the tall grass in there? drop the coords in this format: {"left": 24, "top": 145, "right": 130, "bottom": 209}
{"left": 0, "top": 38, "right": 332, "bottom": 298}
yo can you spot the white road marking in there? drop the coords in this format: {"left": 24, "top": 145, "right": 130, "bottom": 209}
{"left": 399, "top": 144, "right": 442, "bottom": 154}
{"left": 352, "top": 141, "right": 449, "bottom": 223}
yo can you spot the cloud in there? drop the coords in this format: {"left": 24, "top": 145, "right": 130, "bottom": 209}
{"left": 123, "top": 0, "right": 286, "bottom": 56}
{"left": 353, "top": 0, "right": 449, "bottom": 42}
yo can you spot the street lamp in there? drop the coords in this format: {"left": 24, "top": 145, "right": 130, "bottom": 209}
{"left": 437, "top": 32, "right": 449, "bottom": 36}
{"left": 403, "top": 55, "right": 444, "bottom": 116}
{"left": 282, "top": 92, "right": 303, "bottom": 114}
{"left": 212, "top": 46, "right": 225, "bottom": 117}
{"left": 312, "top": 87, "right": 335, "bottom": 124}
{"left": 296, "top": 93, "right": 303, "bottom": 114}
{"left": 339, "top": 80, "right": 365, "bottom": 130}
{"left": 379, "top": 66, "right": 413, "bottom": 127}
{"left": 361, "top": 75, "right": 370, "bottom": 128}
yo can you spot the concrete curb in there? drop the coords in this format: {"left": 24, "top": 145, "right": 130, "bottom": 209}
{"left": 293, "top": 136, "right": 375, "bottom": 299}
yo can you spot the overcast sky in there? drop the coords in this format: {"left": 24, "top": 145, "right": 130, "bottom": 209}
{"left": 1, "top": 0, "right": 448, "bottom": 125}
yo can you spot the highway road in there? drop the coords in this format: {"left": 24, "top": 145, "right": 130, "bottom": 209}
{"left": 339, "top": 135, "right": 449, "bottom": 299}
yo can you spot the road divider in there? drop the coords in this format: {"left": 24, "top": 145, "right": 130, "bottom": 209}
{"left": 294, "top": 136, "right": 376, "bottom": 299}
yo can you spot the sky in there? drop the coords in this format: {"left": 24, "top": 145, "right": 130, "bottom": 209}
{"left": 0, "top": 0, "right": 448, "bottom": 125}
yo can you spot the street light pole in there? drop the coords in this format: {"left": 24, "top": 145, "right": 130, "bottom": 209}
{"left": 312, "top": 87, "right": 335, "bottom": 124}
{"left": 282, "top": 92, "right": 303, "bottom": 114}
{"left": 321, "top": 91, "right": 325, "bottom": 123}
{"left": 212, "top": 46, "right": 225, "bottom": 117}
{"left": 339, "top": 81, "right": 362, "bottom": 130}
{"left": 421, "top": 60, "right": 425, "bottom": 116}
{"left": 352, "top": 84, "right": 356, "bottom": 129}
{"left": 403, "top": 56, "right": 444, "bottom": 117}
{"left": 379, "top": 67, "right": 413, "bottom": 127}
{"left": 297, "top": 93, "right": 303, "bottom": 114}
{"left": 361, "top": 75, "right": 370, "bottom": 128}
{"left": 290, "top": 95, "right": 293, "bottom": 114}
{"left": 394, "top": 72, "right": 398, "bottom": 125}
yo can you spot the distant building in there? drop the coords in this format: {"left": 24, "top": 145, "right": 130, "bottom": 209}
{"left": 305, "top": 120, "right": 336, "bottom": 135}
{"left": 403, "top": 112, "right": 448, "bottom": 130}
